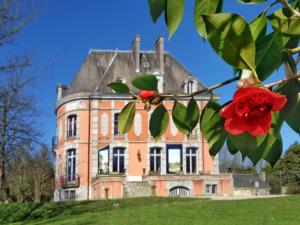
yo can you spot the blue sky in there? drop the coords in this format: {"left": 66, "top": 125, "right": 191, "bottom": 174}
{"left": 9, "top": 0, "right": 299, "bottom": 152}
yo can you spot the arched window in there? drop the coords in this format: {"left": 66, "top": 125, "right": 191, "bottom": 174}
{"left": 169, "top": 186, "right": 190, "bottom": 196}
{"left": 67, "top": 114, "right": 77, "bottom": 138}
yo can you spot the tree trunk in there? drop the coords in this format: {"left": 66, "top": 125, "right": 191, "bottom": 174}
{"left": 0, "top": 158, "right": 5, "bottom": 202}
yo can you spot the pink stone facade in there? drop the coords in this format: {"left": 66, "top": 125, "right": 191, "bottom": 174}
{"left": 53, "top": 36, "right": 233, "bottom": 201}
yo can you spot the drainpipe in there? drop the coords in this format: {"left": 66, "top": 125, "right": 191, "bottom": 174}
{"left": 87, "top": 96, "right": 91, "bottom": 200}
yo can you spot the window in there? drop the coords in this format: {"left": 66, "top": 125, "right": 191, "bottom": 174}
{"left": 64, "top": 190, "right": 76, "bottom": 201}
{"left": 212, "top": 184, "right": 218, "bottom": 194}
{"left": 112, "top": 147, "right": 125, "bottom": 173}
{"left": 98, "top": 147, "right": 109, "bottom": 174}
{"left": 167, "top": 144, "right": 182, "bottom": 174}
{"left": 114, "top": 113, "right": 120, "bottom": 136}
{"left": 67, "top": 115, "right": 77, "bottom": 138}
{"left": 169, "top": 186, "right": 190, "bottom": 196}
{"left": 205, "top": 184, "right": 211, "bottom": 194}
{"left": 67, "top": 149, "right": 76, "bottom": 182}
{"left": 187, "top": 80, "right": 194, "bottom": 94}
{"left": 150, "top": 147, "right": 161, "bottom": 172}
{"left": 186, "top": 147, "right": 197, "bottom": 174}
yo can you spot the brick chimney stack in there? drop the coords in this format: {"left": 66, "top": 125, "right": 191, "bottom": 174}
{"left": 132, "top": 35, "right": 140, "bottom": 73}
{"left": 155, "top": 36, "right": 164, "bottom": 74}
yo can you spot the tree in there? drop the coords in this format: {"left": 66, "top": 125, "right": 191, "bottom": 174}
{"left": 109, "top": 0, "right": 300, "bottom": 166}
{"left": 7, "top": 145, "right": 54, "bottom": 203}
{"left": 0, "top": 0, "right": 41, "bottom": 202}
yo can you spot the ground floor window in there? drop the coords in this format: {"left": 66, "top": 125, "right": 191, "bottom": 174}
{"left": 167, "top": 144, "right": 182, "bottom": 174}
{"left": 64, "top": 190, "right": 76, "bottom": 200}
{"left": 98, "top": 146, "right": 109, "bottom": 174}
{"left": 205, "top": 184, "right": 218, "bottom": 194}
{"left": 169, "top": 186, "right": 190, "bottom": 196}
{"left": 113, "top": 147, "right": 125, "bottom": 173}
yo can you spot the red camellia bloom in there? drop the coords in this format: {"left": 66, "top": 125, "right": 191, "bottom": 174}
{"left": 139, "top": 90, "right": 155, "bottom": 99}
{"left": 221, "top": 87, "right": 287, "bottom": 137}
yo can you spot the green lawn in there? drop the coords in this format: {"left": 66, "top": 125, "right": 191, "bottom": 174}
{"left": 1, "top": 196, "right": 299, "bottom": 225}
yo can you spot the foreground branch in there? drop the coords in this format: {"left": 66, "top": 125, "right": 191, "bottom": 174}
{"left": 278, "top": 0, "right": 300, "bottom": 17}
{"left": 265, "top": 72, "right": 300, "bottom": 88}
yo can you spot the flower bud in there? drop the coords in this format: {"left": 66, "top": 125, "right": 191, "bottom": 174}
{"left": 139, "top": 90, "right": 155, "bottom": 99}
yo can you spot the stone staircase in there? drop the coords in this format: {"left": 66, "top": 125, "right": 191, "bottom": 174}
{"left": 123, "top": 181, "right": 152, "bottom": 197}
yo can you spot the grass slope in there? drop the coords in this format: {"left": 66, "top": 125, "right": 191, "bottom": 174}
{"left": 1, "top": 196, "right": 300, "bottom": 225}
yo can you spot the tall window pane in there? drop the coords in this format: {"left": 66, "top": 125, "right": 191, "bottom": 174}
{"left": 150, "top": 147, "right": 161, "bottom": 172}
{"left": 113, "top": 147, "right": 125, "bottom": 173}
{"left": 67, "top": 115, "right": 77, "bottom": 138}
{"left": 67, "top": 149, "right": 76, "bottom": 181}
{"left": 186, "top": 147, "right": 197, "bottom": 174}
{"left": 114, "top": 113, "right": 119, "bottom": 136}
{"left": 167, "top": 145, "right": 182, "bottom": 174}
{"left": 98, "top": 147, "right": 109, "bottom": 174}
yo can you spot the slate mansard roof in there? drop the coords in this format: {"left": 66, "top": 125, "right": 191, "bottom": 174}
{"left": 58, "top": 37, "right": 206, "bottom": 100}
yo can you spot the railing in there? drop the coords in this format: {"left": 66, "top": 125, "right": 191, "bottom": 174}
{"left": 60, "top": 175, "right": 80, "bottom": 188}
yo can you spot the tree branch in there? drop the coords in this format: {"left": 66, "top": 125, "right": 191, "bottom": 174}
{"left": 288, "top": 47, "right": 300, "bottom": 55}
{"left": 265, "top": 72, "right": 300, "bottom": 88}
{"left": 160, "top": 76, "right": 240, "bottom": 99}
{"left": 277, "top": 0, "right": 300, "bottom": 17}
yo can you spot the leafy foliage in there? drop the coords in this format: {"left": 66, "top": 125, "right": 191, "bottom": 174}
{"left": 150, "top": 104, "right": 169, "bottom": 140}
{"left": 132, "top": 75, "right": 158, "bottom": 91}
{"left": 118, "top": 101, "right": 136, "bottom": 134}
{"left": 108, "top": 82, "right": 130, "bottom": 94}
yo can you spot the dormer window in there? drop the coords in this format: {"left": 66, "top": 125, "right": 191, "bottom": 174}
{"left": 185, "top": 78, "right": 197, "bottom": 94}
{"left": 67, "top": 115, "right": 77, "bottom": 138}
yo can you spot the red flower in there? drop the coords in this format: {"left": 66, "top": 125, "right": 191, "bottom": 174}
{"left": 221, "top": 87, "right": 287, "bottom": 137}
{"left": 139, "top": 90, "right": 155, "bottom": 99}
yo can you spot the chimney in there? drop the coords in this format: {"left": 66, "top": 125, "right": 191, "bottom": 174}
{"left": 155, "top": 36, "right": 164, "bottom": 74}
{"left": 132, "top": 35, "right": 140, "bottom": 73}
{"left": 56, "top": 84, "right": 68, "bottom": 101}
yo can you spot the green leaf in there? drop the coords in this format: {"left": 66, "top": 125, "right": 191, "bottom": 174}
{"left": 268, "top": 5, "right": 300, "bottom": 36}
{"left": 275, "top": 80, "right": 300, "bottom": 128}
{"left": 202, "top": 13, "right": 256, "bottom": 71}
{"left": 216, "top": 0, "right": 223, "bottom": 13}
{"left": 118, "top": 101, "right": 136, "bottom": 134}
{"left": 262, "top": 133, "right": 283, "bottom": 167}
{"left": 250, "top": 12, "right": 267, "bottom": 42}
{"left": 286, "top": 94, "right": 300, "bottom": 135}
{"left": 150, "top": 104, "right": 169, "bottom": 141}
{"left": 255, "top": 31, "right": 284, "bottom": 81}
{"left": 148, "top": 0, "right": 167, "bottom": 23}
{"left": 237, "top": 0, "right": 267, "bottom": 4}
{"left": 108, "top": 82, "right": 130, "bottom": 94}
{"left": 132, "top": 75, "right": 158, "bottom": 91}
{"left": 283, "top": 51, "right": 297, "bottom": 76}
{"left": 228, "top": 132, "right": 266, "bottom": 159}
{"left": 200, "top": 100, "right": 227, "bottom": 157}
{"left": 194, "top": 0, "right": 220, "bottom": 38}
{"left": 187, "top": 97, "right": 200, "bottom": 131}
{"left": 172, "top": 101, "right": 189, "bottom": 135}
{"left": 226, "top": 137, "right": 239, "bottom": 154}
{"left": 166, "top": 0, "right": 184, "bottom": 39}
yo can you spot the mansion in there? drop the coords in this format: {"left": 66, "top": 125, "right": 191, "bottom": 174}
{"left": 53, "top": 36, "right": 232, "bottom": 201}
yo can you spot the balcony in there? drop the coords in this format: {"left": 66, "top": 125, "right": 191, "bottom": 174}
{"left": 60, "top": 176, "right": 80, "bottom": 188}
{"left": 52, "top": 136, "right": 57, "bottom": 151}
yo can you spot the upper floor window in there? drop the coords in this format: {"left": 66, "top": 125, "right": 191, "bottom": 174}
{"left": 67, "top": 115, "right": 77, "bottom": 138}
{"left": 98, "top": 146, "right": 109, "bottom": 174}
{"left": 113, "top": 147, "right": 125, "bottom": 173}
{"left": 114, "top": 113, "right": 120, "bottom": 136}
{"left": 186, "top": 147, "right": 197, "bottom": 174}
{"left": 67, "top": 149, "right": 76, "bottom": 182}
{"left": 150, "top": 147, "right": 161, "bottom": 173}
